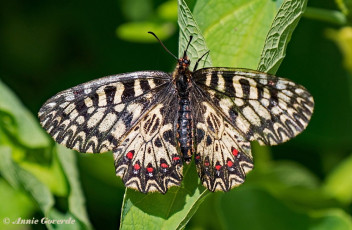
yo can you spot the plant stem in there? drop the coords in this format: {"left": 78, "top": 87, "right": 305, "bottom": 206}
{"left": 303, "top": 7, "right": 347, "bottom": 25}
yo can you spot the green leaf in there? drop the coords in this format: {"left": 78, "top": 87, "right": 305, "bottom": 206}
{"left": 193, "top": 0, "right": 284, "bottom": 69}
{"left": 0, "top": 79, "right": 49, "bottom": 148}
{"left": 178, "top": 0, "right": 212, "bottom": 69}
{"left": 323, "top": 154, "right": 352, "bottom": 205}
{"left": 57, "top": 145, "right": 93, "bottom": 230}
{"left": 120, "top": 162, "right": 209, "bottom": 230}
{"left": 258, "top": 0, "right": 308, "bottom": 74}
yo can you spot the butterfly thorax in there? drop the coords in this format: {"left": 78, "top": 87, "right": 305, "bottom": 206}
{"left": 174, "top": 57, "right": 193, "bottom": 163}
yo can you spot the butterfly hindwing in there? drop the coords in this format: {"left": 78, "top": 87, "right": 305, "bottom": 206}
{"left": 190, "top": 86, "right": 254, "bottom": 192}
{"left": 190, "top": 67, "right": 314, "bottom": 192}
{"left": 193, "top": 68, "right": 314, "bottom": 146}
{"left": 113, "top": 89, "right": 182, "bottom": 193}
{"left": 39, "top": 71, "right": 171, "bottom": 153}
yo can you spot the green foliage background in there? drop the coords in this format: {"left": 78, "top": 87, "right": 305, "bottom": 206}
{"left": 1, "top": 0, "right": 352, "bottom": 229}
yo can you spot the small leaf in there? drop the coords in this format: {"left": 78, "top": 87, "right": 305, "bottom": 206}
{"left": 178, "top": 0, "right": 212, "bottom": 70}
{"left": 258, "top": 0, "right": 308, "bottom": 74}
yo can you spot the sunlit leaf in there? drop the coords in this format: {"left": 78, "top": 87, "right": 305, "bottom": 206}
{"left": 258, "top": 0, "right": 308, "bottom": 74}
{"left": 178, "top": 0, "right": 212, "bottom": 69}
{"left": 193, "top": 0, "right": 284, "bottom": 69}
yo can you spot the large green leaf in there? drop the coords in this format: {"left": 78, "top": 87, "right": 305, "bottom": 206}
{"left": 193, "top": 0, "right": 284, "bottom": 69}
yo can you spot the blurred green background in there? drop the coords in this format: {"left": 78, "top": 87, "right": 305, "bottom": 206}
{"left": 1, "top": 0, "right": 352, "bottom": 229}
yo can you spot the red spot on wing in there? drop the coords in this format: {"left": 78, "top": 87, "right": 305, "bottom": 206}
{"left": 195, "top": 155, "right": 200, "bottom": 160}
{"left": 232, "top": 148, "right": 239, "bottom": 156}
{"left": 147, "top": 167, "right": 153, "bottom": 173}
{"left": 204, "top": 161, "right": 210, "bottom": 167}
{"left": 133, "top": 163, "right": 141, "bottom": 170}
{"left": 227, "top": 160, "right": 233, "bottom": 167}
{"left": 173, "top": 156, "right": 180, "bottom": 161}
{"left": 161, "top": 163, "right": 168, "bottom": 168}
{"left": 126, "top": 150, "right": 134, "bottom": 160}
{"left": 215, "top": 165, "right": 222, "bottom": 171}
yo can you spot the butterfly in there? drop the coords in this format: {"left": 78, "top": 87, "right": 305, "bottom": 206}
{"left": 38, "top": 33, "right": 314, "bottom": 194}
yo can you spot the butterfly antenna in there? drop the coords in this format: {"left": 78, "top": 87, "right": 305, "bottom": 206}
{"left": 193, "top": 50, "right": 210, "bottom": 71}
{"left": 183, "top": 36, "right": 193, "bottom": 58}
{"left": 148, "top": 31, "right": 177, "bottom": 60}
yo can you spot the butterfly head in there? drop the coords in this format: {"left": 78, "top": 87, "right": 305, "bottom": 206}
{"left": 178, "top": 56, "right": 191, "bottom": 70}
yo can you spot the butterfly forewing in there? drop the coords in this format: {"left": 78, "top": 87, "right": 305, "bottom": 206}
{"left": 193, "top": 68, "right": 314, "bottom": 146}
{"left": 38, "top": 71, "right": 172, "bottom": 153}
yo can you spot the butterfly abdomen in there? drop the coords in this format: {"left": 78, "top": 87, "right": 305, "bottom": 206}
{"left": 177, "top": 98, "right": 193, "bottom": 163}
{"left": 175, "top": 71, "right": 193, "bottom": 163}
